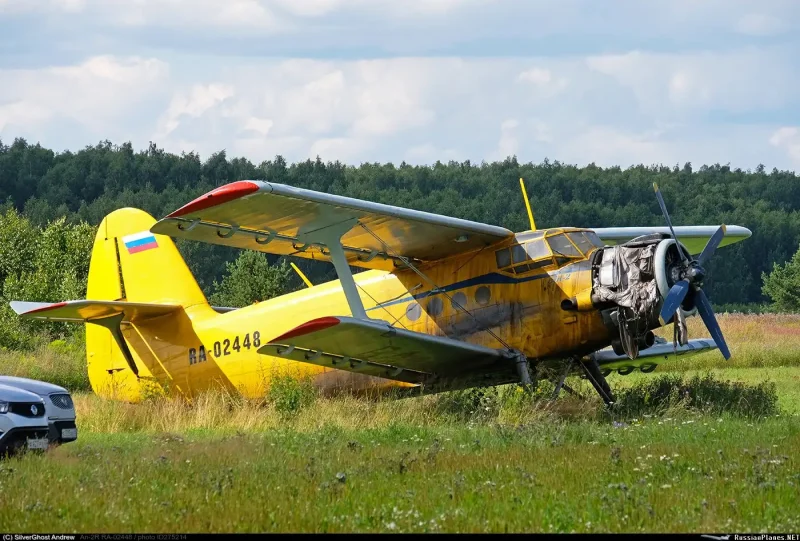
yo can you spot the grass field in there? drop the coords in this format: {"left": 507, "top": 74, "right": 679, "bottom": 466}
{"left": 1, "top": 314, "right": 799, "bottom": 533}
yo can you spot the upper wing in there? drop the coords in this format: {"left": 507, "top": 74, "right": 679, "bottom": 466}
{"left": 258, "top": 316, "right": 517, "bottom": 388}
{"left": 150, "top": 181, "right": 514, "bottom": 271}
{"left": 591, "top": 226, "right": 751, "bottom": 255}
{"left": 10, "top": 300, "right": 180, "bottom": 323}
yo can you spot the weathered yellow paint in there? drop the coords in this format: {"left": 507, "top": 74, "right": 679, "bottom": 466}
{"left": 84, "top": 209, "right": 613, "bottom": 402}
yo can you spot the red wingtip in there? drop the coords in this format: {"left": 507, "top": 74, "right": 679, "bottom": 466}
{"left": 167, "top": 181, "right": 260, "bottom": 218}
{"left": 270, "top": 317, "right": 341, "bottom": 342}
{"left": 27, "top": 302, "right": 67, "bottom": 314}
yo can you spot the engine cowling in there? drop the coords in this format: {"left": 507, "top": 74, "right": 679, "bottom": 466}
{"left": 653, "top": 238, "right": 698, "bottom": 317}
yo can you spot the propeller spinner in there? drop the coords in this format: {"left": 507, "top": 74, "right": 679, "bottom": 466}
{"left": 653, "top": 183, "right": 731, "bottom": 360}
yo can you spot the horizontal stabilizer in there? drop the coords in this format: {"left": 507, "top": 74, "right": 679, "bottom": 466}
{"left": 10, "top": 300, "right": 180, "bottom": 323}
{"left": 259, "top": 316, "right": 513, "bottom": 385}
{"left": 589, "top": 338, "right": 717, "bottom": 370}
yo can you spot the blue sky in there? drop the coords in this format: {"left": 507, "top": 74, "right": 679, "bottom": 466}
{"left": 1, "top": 0, "right": 798, "bottom": 171}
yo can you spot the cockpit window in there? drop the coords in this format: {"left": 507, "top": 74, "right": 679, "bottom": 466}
{"left": 547, "top": 233, "right": 581, "bottom": 258}
{"left": 511, "top": 244, "right": 529, "bottom": 264}
{"left": 495, "top": 238, "right": 553, "bottom": 273}
{"left": 567, "top": 232, "right": 599, "bottom": 256}
{"left": 584, "top": 230, "right": 604, "bottom": 248}
{"left": 524, "top": 239, "right": 549, "bottom": 260}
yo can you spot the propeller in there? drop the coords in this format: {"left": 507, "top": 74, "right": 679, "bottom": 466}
{"left": 652, "top": 183, "right": 731, "bottom": 360}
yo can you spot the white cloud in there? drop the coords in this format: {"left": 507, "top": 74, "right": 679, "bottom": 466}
{"left": 242, "top": 117, "right": 274, "bottom": 137}
{"left": 518, "top": 67, "right": 568, "bottom": 100}
{"left": 0, "top": 56, "right": 168, "bottom": 134}
{"left": 309, "top": 137, "right": 370, "bottom": 162}
{"left": 0, "top": 47, "right": 797, "bottom": 172}
{"left": 735, "top": 13, "right": 788, "bottom": 36}
{"left": 272, "top": 0, "right": 481, "bottom": 17}
{"left": 81, "top": 0, "right": 283, "bottom": 31}
{"left": 494, "top": 119, "right": 520, "bottom": 159}
{"left": 404, "top": 144, "right": 461, "bottom": 164}
{"left": 157, "top": 83, "right": 235, "bottom": 138}
{"left": 586, "top": 48, "right": 797, "bottom": 118}
{"left": 770, "top": 127, "right": 800, "bottom": 167}
{"left": 350, "top": 60, "right": 436, "bottom": 136}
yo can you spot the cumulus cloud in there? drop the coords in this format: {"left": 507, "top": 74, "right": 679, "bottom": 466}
{"left": 770, "top": 128, "right": 800, "bottom": 167}
{"left": 0, "top": 56, "right": 168, "bottom": 135}
{"left": 0, "top": 2, "right": 798, "bottom": 172}
{"left": 586, "top": 48, "right": 798, "bottom": 119}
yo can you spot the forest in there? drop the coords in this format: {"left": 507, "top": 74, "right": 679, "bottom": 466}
{"left": 1, "top": 136, "right": 799, "bottom": 348}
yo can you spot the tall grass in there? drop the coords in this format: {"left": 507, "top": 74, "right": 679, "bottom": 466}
{"left": 65, "top": 370, "right": 781, "bottom": 438}
{"left": 654, "top": 313, "right": 800, "bottom": 370}
{"left": 0, "top": 335, "right": 88, "bottom": 390}
{"left": 0, "top": 313, "right": 797, "bottom": 401}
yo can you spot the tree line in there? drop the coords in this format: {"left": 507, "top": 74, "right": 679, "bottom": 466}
{"left": 1, "top": 136, "right": 799, "bottom": 347}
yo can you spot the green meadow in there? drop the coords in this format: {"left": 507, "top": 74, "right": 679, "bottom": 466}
{"left": 1, "top": 313, "right": 799, "bottom": 533}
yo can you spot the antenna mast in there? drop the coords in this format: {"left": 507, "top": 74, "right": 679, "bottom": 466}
{"left": 519, "top": 177, "right": 537, "bottom": 230}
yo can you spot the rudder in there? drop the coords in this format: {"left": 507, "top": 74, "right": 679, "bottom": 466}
{"left": 86, "top": 208, "right": 209, "bottom": 401}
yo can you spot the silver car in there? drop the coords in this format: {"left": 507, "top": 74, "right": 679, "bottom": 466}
{"left": 0, "top": 383, "right": 50, "bottom": 455}
{"left": 0, "top": 376, "right": 78, "bottom": 445}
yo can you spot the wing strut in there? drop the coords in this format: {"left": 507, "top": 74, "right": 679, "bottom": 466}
{"left": 296, "top": 217, "right": 368, "bottom": 320}
{"left": 92, "top": 313, "right": 139, "bottom": 378}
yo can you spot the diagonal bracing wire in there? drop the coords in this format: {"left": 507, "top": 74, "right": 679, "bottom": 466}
{"left": 358, "top": 223, "right": 514, "bottom": 352}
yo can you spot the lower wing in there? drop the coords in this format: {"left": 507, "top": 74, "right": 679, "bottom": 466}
{"left": 588, "top": 338, "right": 717, "bottom": 373}
{"left": 258, "top": 316, "right": 518, "bottom": 389}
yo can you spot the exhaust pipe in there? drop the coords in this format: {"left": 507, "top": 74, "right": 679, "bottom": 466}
{"left": 560, "top": 289, "right": 597, "bottom": 312}
{"left": 611, "top": 330, "right": 655, "bottom": 356}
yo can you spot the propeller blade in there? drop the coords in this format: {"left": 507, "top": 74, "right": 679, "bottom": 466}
{"left": 696, "top": 224, "right": 727, "bottom": 266}
{"left": 694, "top": 288, "right": 731, "bottom": 360}
{"left": 660, "top": 279, "right": 690, "bottom": 323}
{"left": 653, "top": 183, "right": 690, "bottom": 262}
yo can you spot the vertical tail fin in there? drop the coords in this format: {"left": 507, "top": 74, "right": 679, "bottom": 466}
{"left": 88, "top": 208, "right": 207, "bottom": 308}
{"left": 84, "top": 208, "right": 209, "bottom": 400}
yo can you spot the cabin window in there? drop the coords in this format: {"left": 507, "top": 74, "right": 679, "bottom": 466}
{"left": 524, "top": 239, "right": 549, "bottom": 260}
{"left": 496, "top": 238, "right": 554, "bottom": 273}
{"left": 567, "top": 232, "right": 598, "bottom": 256}
{"left": 528, "top": 259, "right": 553, "bottom": 272}
{"left": 495, "top": 248, "right": 511, "bottom": 268}
{"left": 511, "top": 244, "right": 530, "bottom": 264}
{"left": 547, "top": 233, "right": 581, "bottom": 258}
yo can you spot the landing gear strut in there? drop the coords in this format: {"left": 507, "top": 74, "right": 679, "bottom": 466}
{"left": 551, "top": 358, "right": 573, "bottom": 400}
{"left": 580, "top": 357, "right": 615, "bottom": 406}
{"left": 512, "top": 350, "right": 536, "bottom": 391}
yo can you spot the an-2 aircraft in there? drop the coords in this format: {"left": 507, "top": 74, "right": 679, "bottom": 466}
{"left": 10, "top": 180, "right": 751, "bottom": 404}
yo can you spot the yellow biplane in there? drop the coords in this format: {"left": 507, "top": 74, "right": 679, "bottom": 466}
{"left": 10, "top": 180, "right": 750, "bottom": 404}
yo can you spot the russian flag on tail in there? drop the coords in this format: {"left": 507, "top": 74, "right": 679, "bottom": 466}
{"left": 122, "top": 231, "right": 159, "bottom": 254}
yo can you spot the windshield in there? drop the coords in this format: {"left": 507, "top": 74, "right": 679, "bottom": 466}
{"left": 567, "top": 231, "right": 601, "bottom": 255}
{"left": 546, "top": 233, "right": 581, "bottom": 258}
